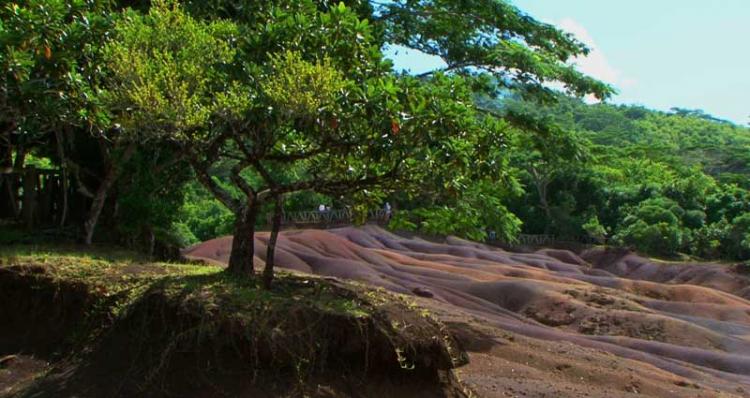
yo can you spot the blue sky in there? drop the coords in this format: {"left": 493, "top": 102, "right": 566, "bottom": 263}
{"left": 387, "top": 0, "right": 750, "bottom": 124}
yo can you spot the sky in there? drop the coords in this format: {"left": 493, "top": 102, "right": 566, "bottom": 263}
{"left": 386, "top": 0, "right": 750, "bottom": 125}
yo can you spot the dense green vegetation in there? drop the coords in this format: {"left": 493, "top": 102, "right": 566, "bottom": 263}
{"left": 388, "top": 98, "right": 750, "bottom": 260}
{"left": 500, "top": 96, "right": 750, "bottom": 259}
{"left": 1, "top": 0, "right": 747, "bottom": 288}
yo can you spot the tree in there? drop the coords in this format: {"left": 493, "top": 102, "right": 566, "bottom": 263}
{"left": 103, "top": 1, "right": 612, "bottom": 284}
{"left": 390, "top": 180, "right": 523, "bottom": 242}
{"left": 726, "top": 213, "right": 750, "bottom": 260}
{"left": 0, "top": 0, "right": 154, "bottom": 243}
{"left": 371, "top": 0, "right": 611, "bottom": 100}
{"left": 181, "top": 0, "right": 613, "bottom": 105}
{"left": 0, "top": 1, "right": 112, "bottom": 226}
{"left": 615, "top": 198, "right": 686, "bottom": 257}
{"left": 0, "top": 1, "right": 105, "bottom": 165}
{"left": 113, "top": 147, "right": 192, "bottom": 256}
{"left": 510, "top": 118, "right": 590, "bottom": 234}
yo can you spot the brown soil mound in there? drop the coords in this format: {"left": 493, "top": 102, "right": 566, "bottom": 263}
{"left": 185, "top": 226, "right": 750, "bottom": 396}
{"left": 0, "top": 265, "right": 108, "bottom": 358}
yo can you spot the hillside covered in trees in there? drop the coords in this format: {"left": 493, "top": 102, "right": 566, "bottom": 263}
{"left": 501, "top": 97, "right": 750, "bottom": 259}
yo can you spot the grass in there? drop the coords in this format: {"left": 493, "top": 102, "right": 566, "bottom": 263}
{"left": 0, "top": 243, "right": 376, "bottom": 320}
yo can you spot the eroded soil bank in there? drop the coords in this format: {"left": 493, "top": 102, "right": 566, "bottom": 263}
{"left": 0, "top": 257, "right": 468, "bottom": 398}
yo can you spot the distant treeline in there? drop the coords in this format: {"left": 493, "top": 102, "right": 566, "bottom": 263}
{"left": 497, "top": 97, "right": 750, "bottom": 260}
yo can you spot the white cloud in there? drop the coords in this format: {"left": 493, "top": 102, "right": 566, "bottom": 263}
{"left": 557, "top": 18, "right": 636, "bottom": 98}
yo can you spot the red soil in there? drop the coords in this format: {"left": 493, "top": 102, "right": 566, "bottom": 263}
{"left": 184, "top": 226, "right": 750, "bottom": 397}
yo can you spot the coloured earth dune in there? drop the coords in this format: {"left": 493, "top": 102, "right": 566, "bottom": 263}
{"left": 184, "top": 226, "right": 750, "bottom": 397}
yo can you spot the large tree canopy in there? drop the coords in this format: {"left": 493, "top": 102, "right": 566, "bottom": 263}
{"left": 179, "top": 0, "right": 613, "bottom": 99}
{"left": 372, "top": 0, "right": 612, "bottom": 99}
{"left": 102, "top": 1, "right": 523, "bottom": 280}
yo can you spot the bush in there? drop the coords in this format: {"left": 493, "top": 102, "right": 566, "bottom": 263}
{"left": 177, "top": 182, "right": 235, "bottom": 242}
{"left": 387, "top": 212, "right": 418, "bottom": 232}
{"left": 691, "top": 220, "right": 728, "bottom": 259}
{"left": 388, "top": 202, "right": 521, "bottom": 243}
{"left": 615, "top": 198, "right": 685, "bottom": 257}
{"left": 726, "top": 213, "right": 750, "bottom": 260}
{"left": 582, "top": 215, "right": 608, "bottom": 243}
{"left": 170, "top": 222, "right": 199, "bottom": 247}
{"left": 616, "top": 220, "right": 684, "bottom": 257}
{"left": 683, "top": 209, "right": 707, "bottom": 229}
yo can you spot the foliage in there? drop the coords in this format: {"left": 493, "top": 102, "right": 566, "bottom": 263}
{"left": 114, "top": 148, "right": 192, "bottom": 250}
{"left": 504, "top": 94, "right": 750, "bottom": 260}
{"left": 0, "top": 0, "right": 113, "bottom": 136}
{"left": 374, "top": 0, "right": 613, "bottom": 100}
{"left": 101, "top": 0, "right": 238, "bottom": 142}
{"left": 175, "top": 182, "right": 235, "bottom": 244}
{"left": 261, "top": 50, "right": 347, "bottom": 119}
{"left": 614, "top": 198, "right": 685, "bottom": 256}
{"left": 582, "top": 216, "right": 607, "bottom": 242}
{"left": 389, "top": 181, "right": 522, "bottom": 242}
{"left": 726, "top": 213, "right": 750, "bottom": 260}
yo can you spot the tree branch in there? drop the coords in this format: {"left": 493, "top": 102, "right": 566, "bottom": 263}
{"left": 186, "top": 134, "right": 242, "bottom": 212}
{"left": 264, "top": 146, "right": 330, "bottom": 162}
{"left": 251, "top": 160, "right": 277, "bottom": 189}
{"left": 415, "top": 63, "right": 472, "bottom": 78}
{"left": 230, "top": 161, "right": 256, "bottom": 198}
{"left": 257, "top": 162, "right": 402, "bottom": 201}
{"left": 190, "top": 158, "right": 241, "bottom": 212}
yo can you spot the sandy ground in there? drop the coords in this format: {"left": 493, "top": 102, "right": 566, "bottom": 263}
{"left": 184, "top": 226, "right": 750, "bottom": 397}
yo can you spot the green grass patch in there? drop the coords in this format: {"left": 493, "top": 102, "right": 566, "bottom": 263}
{"left": 0, "top": 243, "right": 375, "bottom": 320}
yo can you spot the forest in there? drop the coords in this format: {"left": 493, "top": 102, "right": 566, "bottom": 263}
{"left": 2, "top": 0, "right": 749, "bottom": 276}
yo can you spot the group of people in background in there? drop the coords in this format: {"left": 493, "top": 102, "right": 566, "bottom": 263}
{"left": 316, "top": 202, "right": 392, "bottom": 222}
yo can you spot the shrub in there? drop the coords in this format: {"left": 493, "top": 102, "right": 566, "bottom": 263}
{"left": 615, "top": 198, "right": 685, "bottom": 256}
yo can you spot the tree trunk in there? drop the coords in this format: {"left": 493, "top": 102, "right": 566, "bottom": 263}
{"left": 5, "top": 143, "right": 26, "bottom": 218}
{"left": 55, "top": 130, "right": 69, "bottom": 227}
{"left": 539, "top": 189, "right": 552, "bottom": 235}
{"left": 2, "top": 174, "right": 19, "bottom": 218}
{"left": 38, "top": 174, "right": 53, "bottom": 224}
{"left": 13, "top": 142, "right": 26, "bottom": 169}
{"left": 263, "top": 195, "right": 283, "bottom": 289}
{"left": 22, "top": 167, "right": 38, "bottom": 229}
{"left": 0, "top": 129, "right": 12, "bottom": 217}
{"left": 83, "top": 142, "right": 136, "bottom": 245}
{"left": 0, "top": 129, "right": 11, "bottom": 171}
{"left": 532, "top": 170, "right": 552, "bottom": 235}
{"left": 227, "top": 200, "right": 259, "bottom": 276}
{"left": 146, "top": 225, "right": 155, "bottom": 258}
